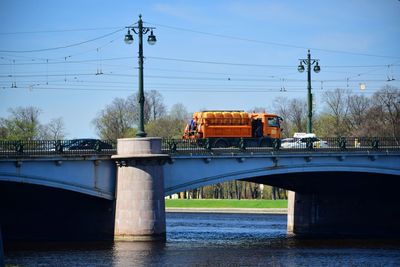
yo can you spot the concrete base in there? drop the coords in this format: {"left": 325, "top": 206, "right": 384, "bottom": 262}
{"left": 0, "top": 225, "right": 3, "bottom": 266}
{"left": 114, "top": 233, "right": 166, "bottom": 242}
{"left": 112, "top": 138, "right": 168, "bottom": 242}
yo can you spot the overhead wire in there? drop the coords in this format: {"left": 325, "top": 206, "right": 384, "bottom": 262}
{"left": 2, "top": 70, "right": 398, "bottom": 84}
{"left": 0, "top": 21, "right": 398, "bottom": 98}
{"left": 147, "top": 21, "right": 400, "bottom": 59}
{"left": 0, "top": 26, "right": 125, "bottom": 35}
{"left": 1, "top": 84, "right": 387, "bottom": 96}
{"left": 0, "top": 28, "right": 125, "bottom": 53}
{"left": 146, "top": 56, "right": 293, "bottom": 68}
{"left": 2, "top": 54, "right": 399, "bottom": 68}
{"left": 1, "top": 21, "right": 399, "bottom": 58}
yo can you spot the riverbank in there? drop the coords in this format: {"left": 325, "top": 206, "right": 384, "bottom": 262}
{"left": 165, "top": 199, "right": 288, "bottom": 214}
{"left": 166, "top": 207, "right": 287, "bottom": 214}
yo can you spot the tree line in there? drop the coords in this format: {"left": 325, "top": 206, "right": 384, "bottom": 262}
{"left": 275, "top": 85, "right": 399, "bottom": 139}
{"left": 90, "top": 86, "right": 399, "bottom": 141}
{"left": 0, "top": 106, "right": 66, "bottom": 140}
{"left": 177, "top": 182, "right": 287, "bottom": 200}
{"left": 2, "top": 86, "right": 398, "bottom": 141}
{"left": 91, "top": 90, "right": 190, "bottom": 140}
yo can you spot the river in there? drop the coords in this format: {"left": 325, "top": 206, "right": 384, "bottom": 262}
{"left": 4, "top": 212, "right": 400, "bottom": 266}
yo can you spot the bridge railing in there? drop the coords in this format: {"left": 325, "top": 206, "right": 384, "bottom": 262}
{"left": 1, "top": 137, "right": 399, "bottom": 157}
{"left": 0, "top": 140, "right": 116, "bottom": 157}
{"left": 161, "top": 137, "right": 400, "bottom": 155}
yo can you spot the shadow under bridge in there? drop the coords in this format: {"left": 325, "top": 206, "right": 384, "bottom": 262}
{"left": 163, "top": 151, "right": 400, "bottom": 195}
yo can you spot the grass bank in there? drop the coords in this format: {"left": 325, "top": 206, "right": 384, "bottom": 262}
{"left": 165, "top": 199, "right": 288, "bottom": 209}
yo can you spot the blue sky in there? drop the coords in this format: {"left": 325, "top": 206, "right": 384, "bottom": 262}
{"left": 1, "top": 0, "right": 399, "bottom": 138}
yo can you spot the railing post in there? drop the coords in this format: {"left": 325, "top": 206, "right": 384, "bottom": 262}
{"left": 372, "top": 138, "right": 380, "bottom": 150}
{"left": 239, "top": 138, "right": 246, "bottom": 151}
{"left": 339, "top": 137, "right": 346, "bottom": 150}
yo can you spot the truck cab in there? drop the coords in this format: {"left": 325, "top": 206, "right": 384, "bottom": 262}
{"left": 252, "top": 113, "right": 282, "bottom": 139}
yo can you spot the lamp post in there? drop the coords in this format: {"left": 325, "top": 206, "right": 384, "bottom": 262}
{"left": 124, "top": 15, "right": 157, "bottom": 137}
{"left": 298, "top": 50, "right": 320, "bottom": 134}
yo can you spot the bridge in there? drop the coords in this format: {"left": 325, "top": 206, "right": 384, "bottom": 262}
{"left": 0, "top": 137, "right": 399, "bottom": 243}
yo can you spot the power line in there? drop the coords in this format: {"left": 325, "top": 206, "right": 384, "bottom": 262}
{"left": 0, "top": 28, "right": 125, "bottom": 53}
{"left": 147, "top": 56, "right": 293, "bottom": 68}
{"left": 0, "top": 85, "right": 387, "bottom": 95}
{"left": 148, "top": 22, "right": 400, "bottom": 59}
{"left": 1, "top": 71, "right": 398, "bottom": 84}
{"left": 0, "top": 26, "right": 124, "bottom": 35}
{"left": 0, "top": 56, "right": 135, "bottom": 65}
{"left": 147, "top": 56, "right": 400, "bottom": 69}
{"left": 2, "top": 79, "right": 397, "bottom": 91}
{"left": 2, "top": 54, "right": 399, "bottom": 70}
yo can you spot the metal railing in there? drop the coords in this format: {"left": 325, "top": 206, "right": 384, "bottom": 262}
{"left": 0, "top": 140, "right": 116, "bottom": 157}
{"left": 0, "top": 137, "right": 399, "bottom": 157}
{"left": 161, "top": 137, "right": 400, "bottom": 155}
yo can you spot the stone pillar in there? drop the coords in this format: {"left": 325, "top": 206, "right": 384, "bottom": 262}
{"left": 288, "top": 189, "right": 400, "bottom": 237}
{"left": 112, "top": 138, "right": 169, "bottom": 241}
{"left": 287, "top": 190, "right": 295, "bottom": 233}
{"left": 287, "top": 190, "right": 315, "bottom": 235}
{"left": 0, "top": 226, "right": 4, "bottom": 267}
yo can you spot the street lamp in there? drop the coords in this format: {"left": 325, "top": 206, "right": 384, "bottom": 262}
{"left": 124, "top": 14, "right": 156, "bottom": 137}
{"left": 298, "top": 50, "right": 320, "bottom": 134}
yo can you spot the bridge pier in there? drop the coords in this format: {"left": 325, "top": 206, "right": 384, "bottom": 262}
{"left": 112, "top": 138, "right": 169, "bottom": 241}
{"left": 288, "top": 186, "right": 400, "bottom": 237}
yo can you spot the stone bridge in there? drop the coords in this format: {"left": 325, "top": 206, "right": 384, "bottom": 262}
{"left": 0, "top": 138, "right": 399, "bottom": 244}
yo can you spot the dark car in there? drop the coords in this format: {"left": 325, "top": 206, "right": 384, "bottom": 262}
{"left": 65, "top": 139, "right": 113, "bottom": 151}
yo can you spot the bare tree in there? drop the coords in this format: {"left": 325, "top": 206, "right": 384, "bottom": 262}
{"left": 4, "top": 106, "right": 42, "bottom": 140}
{"left": 145, "top": 103, "right": 189, "bottom": 138}
{"left": 169, "top": 103, "right": 190, "bottom": 121}
{"left": 273, "top": 97, "right": 307, "bottom": 136}
{"left": 92, "top": 97, "right": 135, "bottom": 140}
{"left": 0, "top": 118, "right": 9, "bottom": 139}
{"left": 0, "top": 106, "right": 67, "bottom": 140}
{"left": 322, "top": 88, "right": 351, "bottom": 136}
{"left": 347, "top": 94, "right": 371, "bottom": 136}
{"left": 93, "top": 90, "right": 169, "bottom": 139}
{"left": 146, "top": 90, "right": 167, "bottom": 121}
{"left": 372, "top": 86, "right": 400, "bottom": 138}
{"left": 288, "top": 99, "right": 307, "bottom": 133}
{"left": 128, "top": 90, "right": 166, "bottom": 124}
{"left": 146, "top": 117, "right": 187, "bottom": 138}
{"left": 273, "top": 97, "right": 292, "bottom": 137}
{"left": 41, "top": 117, "right": 66, "bottom": 140}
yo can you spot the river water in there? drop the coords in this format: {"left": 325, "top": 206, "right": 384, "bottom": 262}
{"left": 4, "top": 212, "right": 400, "bottom": 266}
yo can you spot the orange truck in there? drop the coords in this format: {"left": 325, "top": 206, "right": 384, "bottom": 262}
{"left": 183, "top": 110, "right": 283, "bottom": 148}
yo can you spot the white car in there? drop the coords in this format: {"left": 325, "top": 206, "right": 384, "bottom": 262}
{"left": 281, "top": 133, "right": 329, "bottom": 149}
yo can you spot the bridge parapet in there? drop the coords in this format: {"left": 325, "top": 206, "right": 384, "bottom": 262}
{"left": 0, "top": 137, "right": 399, "bottom": 158}
{"left": 161, "top": 137, "right": 400, "bottom": 155}
{"left": 0, "top": 139, "right": 116, "bottom": 157}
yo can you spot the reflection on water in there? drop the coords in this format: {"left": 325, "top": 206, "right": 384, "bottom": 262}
{"left": 5, "top": 213, "right": 400, "bottom": 266}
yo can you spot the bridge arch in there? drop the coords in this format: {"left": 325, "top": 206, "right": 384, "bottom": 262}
{"left": 0, "top": 156, "right": 116, "bottom": 200}
{"left": 0, "top": 173, "right": 114, "bottom": 200}
{"left": 163, "top": 154, "right": 400, "bottom": 195}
